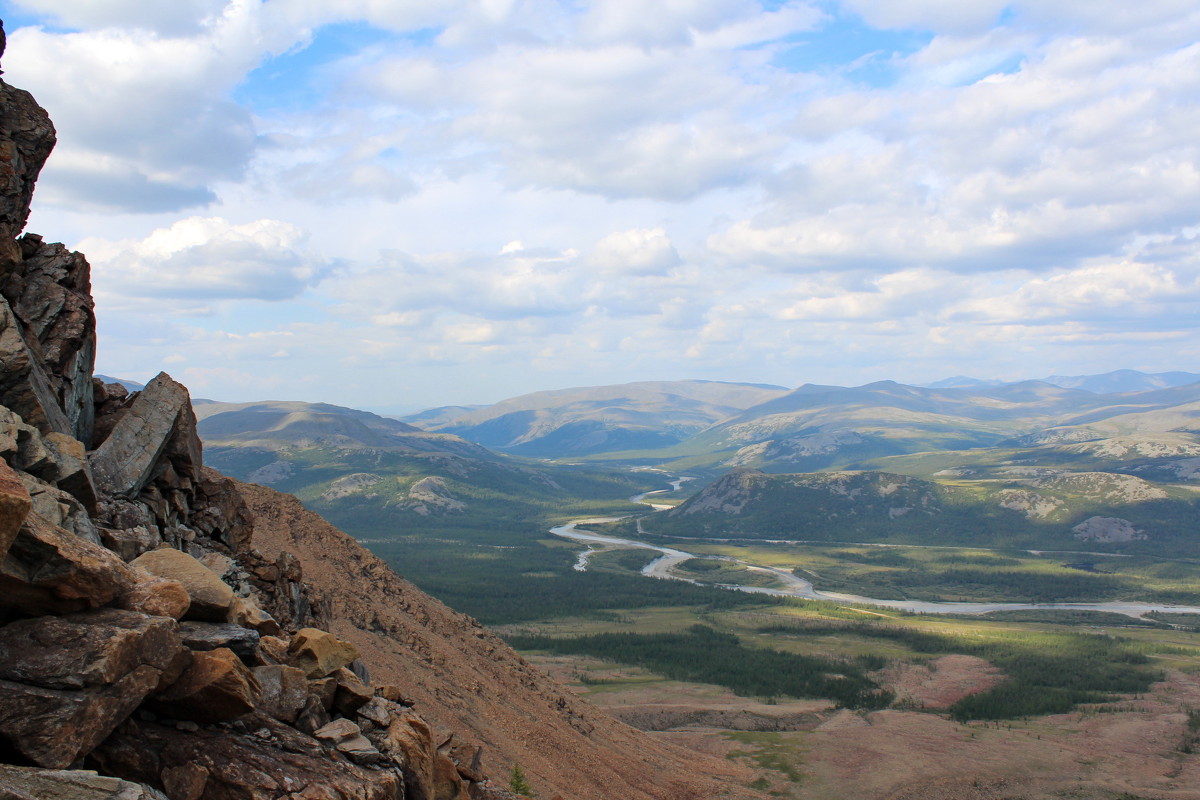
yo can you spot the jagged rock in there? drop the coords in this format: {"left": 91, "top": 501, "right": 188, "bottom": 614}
{"left": 99, "top": 525, "right": 161, "bottom": 562}
{"left": 313, "top": 718, "right": 385, "bottom": 765}
{"left": 0, "top": 608, "right": 186, "bottom": 691}
{"left": 18, "top": 470, "right": 97, "bottom": 544}
{"left": 254, "top": 634, "right": 291, "bottom": 666}
{"left": 191, "top": 467, "right": 253, "bottom": 554}
{"left": 6, "top": 241, "right": 96, "bottom": 443}
{"left": 0, "top": 610, "right": 187, "bottom": 767}
{"left": 92, "top": 716, "right": 404, "bottom": 800}
{"left": 0, "top": 456, "right": 30, "bottom": 561}
{"left": 0, "top": 75, "right": 55, "bottom": 260}
{"left": 151, "top": 647, "right": 260, "bottom": 724}
{"left": 252, "top": 664, "right": 308, "bottom": 724}
{"left": 159, "top": 763, "right": 207, "bottom": 800}
{"left": 380, "top": 712, "right": 440, "bottom": 800}
{"left": 332, "top": 666, "right": 374, "bottom": 715}
{"left": 288, "top": 627, "right": 360, "bottom": 678}
{"left": 178, "top": 621, "right": 260, "bottom": 662}
{"left": 0, "top": 764, "right": 168, "bottom": 800}
{"left": 0, "top": 295, "right": 72, "bottom": 436}
{"left": 130, "top": 547, "right": 233, "bottom": 622}
{"left": 90, "top": 378, "right": 131, "bottom": 448}
{"left": 294, "top": 694, "right": 331, "bottom": 736}
{"left": 309, "top": 676, "right": 337, "bottom": 711}
{"left": 227, "top": 594, "right": 282, "bottom": 636}
{"left": 89, "top": 373, "right": 196, "bottom": 500}
{"left": 40, "top": 431, "right": 96, "bottom": 510}
{"left": 376, "top": 684, "right": 415, "bottom": 707}
{"left": 357, "top": 697, "right": 395, "bottom": 728}
{"left": 0, "top": 512, "right": 134, "bottom": 614}
{"left": 116, "top": 570, "right": 190, "bottom": 620}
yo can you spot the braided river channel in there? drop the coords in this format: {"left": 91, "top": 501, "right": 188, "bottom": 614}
{"left": 550, "top": 478, "right": 1200, "bottom": 620}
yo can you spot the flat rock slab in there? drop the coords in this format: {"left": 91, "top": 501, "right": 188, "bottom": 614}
{"left": 178, "top": 621, "right": 260, "bottom": 662}
{"left": 89, "top": 373, "right": 190, "bottom": 499}
{"left": 0, "top": 607, "right": 185, "bottom": 690}
{"left": 0, "top": 666, "right": 162, "bottom": 769}
{"left": 0, "top": 764, "right": 167, "bottom": 800}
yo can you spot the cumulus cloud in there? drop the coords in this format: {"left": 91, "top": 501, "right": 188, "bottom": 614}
{"left": 587, "top": 228, "right": 681, "bottom": 275}
{"left": 81, "top": 217, "right": 336, "bottom": 306}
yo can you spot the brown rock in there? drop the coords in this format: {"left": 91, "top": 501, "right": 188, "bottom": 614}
{"left": 313, "top": 718, "right": 384, "bottom": 765}
{"left": 91, "top": 716, "right": 403, "bottom": 800}
{"left": 89, "top": 373, "right": 194, "bottom": 499}
{"left": 227, "top": 594, "right": 281, "bottom": 636}
{"left": 99, "top": 524, "right": 161, "bottom": 561}
{"left": 433, "top": 752, "right": 471, "bottom": 800}
{"left": 130, "top": 547, "right": 233, "bottom": 621}
{"left": 0, "top": 764, "right": 167, "bottom": 800}
{"left": 0, "top": 511, "right": 134, "bottom": 614}
{"left": 288, "top": 627, "right": 360, "bottom": 678}
{"left": 252, "top": 664, "right": 308, "bottom": 724}
{"left": 0, "top": 608, "right": 185, "bottom": 690}
{"left": 376, "top": 684, "right": 415, "bottom": 706}
{"left": 160, "top": 763, "right": 207, "bottom": 800}
{"left": 0, "top": 666, "right": 161, "bottom": 768}
{"left": 40, "top": 431, "right": 96, "bottom": 511}
{"left": 117, "top": 572, "right": 190, "bottom": 620}
{"left": 0, "top": 455, "right": 31, "bottom": 562}
{"left": 191, "top": 467, "right": 253, "bottom": 554}
{"left": 356, "top": 696, "right": 395, "bottom": 727}
{"left": 381, "top": 712, "right": 438, "bottom": 800}
{"left": 18, "top": 469, "right": 96, "bottom": 544}
{"left": 0, "top": 75, "right": 56, "bottom": 245}
{"left": 309, "top": 676, "right": 337, "bottom": 711}
{"left": 254, "top": 634, "right": 291, "bottom": 666}
{"left": 332, "top": 665, "right": 373, "bottom": 715}
{"left": 152, "top": 647, "right": 260, "bottom": 724}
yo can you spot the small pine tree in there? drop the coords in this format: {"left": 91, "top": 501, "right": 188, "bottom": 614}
{"left": 509, "top": 763, "right": 534, "bottom": 797}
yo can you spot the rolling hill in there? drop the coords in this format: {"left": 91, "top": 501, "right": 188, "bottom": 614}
{"left": 402, "top": 379, "right": 788, "bottom": 456}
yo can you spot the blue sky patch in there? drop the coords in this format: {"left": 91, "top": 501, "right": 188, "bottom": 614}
{"left": 772, "top": 9, "right": 933, "bottom": 86}
{"left": 232, "top": 21, "right": 427, "bottom": 113}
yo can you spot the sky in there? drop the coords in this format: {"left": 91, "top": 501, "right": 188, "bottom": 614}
{"left": 2, "top": 0, "right": 1198, "bottom": 413}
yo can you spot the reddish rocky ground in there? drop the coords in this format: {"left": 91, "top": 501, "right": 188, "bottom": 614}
{"left": 239, "top": 481, "right": 765, "bottom": 800}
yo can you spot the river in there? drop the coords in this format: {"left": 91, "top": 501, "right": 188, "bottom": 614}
{"left": 550, "top": 479, "right": 1200, "bottom": 620}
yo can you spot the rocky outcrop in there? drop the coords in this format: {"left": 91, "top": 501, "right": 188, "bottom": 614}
{"left": 0, "top": 40, "right": 508, "bottom": 800}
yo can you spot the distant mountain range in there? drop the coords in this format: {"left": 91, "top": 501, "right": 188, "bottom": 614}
{"left": 401, "top": 379, "right": 788, "bottom": 457}
{"left": 925, "top": 369, "right": 1200, "bottom": 393}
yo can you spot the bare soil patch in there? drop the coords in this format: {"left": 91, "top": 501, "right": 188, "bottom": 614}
{"left": 875, "top": 654, "right": 1004, "bottom": 709}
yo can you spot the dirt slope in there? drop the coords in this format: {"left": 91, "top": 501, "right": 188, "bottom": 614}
{"left": 237, "top": 480, "right": 761, "bottom": 800}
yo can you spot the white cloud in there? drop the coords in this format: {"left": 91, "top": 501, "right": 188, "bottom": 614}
{"left": 587, "top": 228, "right": 681, "bottom": 275}
{"left": 81, "top": 217, "right": 335, "bottom": 306}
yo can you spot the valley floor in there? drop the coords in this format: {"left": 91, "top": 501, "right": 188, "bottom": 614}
{"left": 527, "top": 652, "right": 1200, "bottom": 799}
